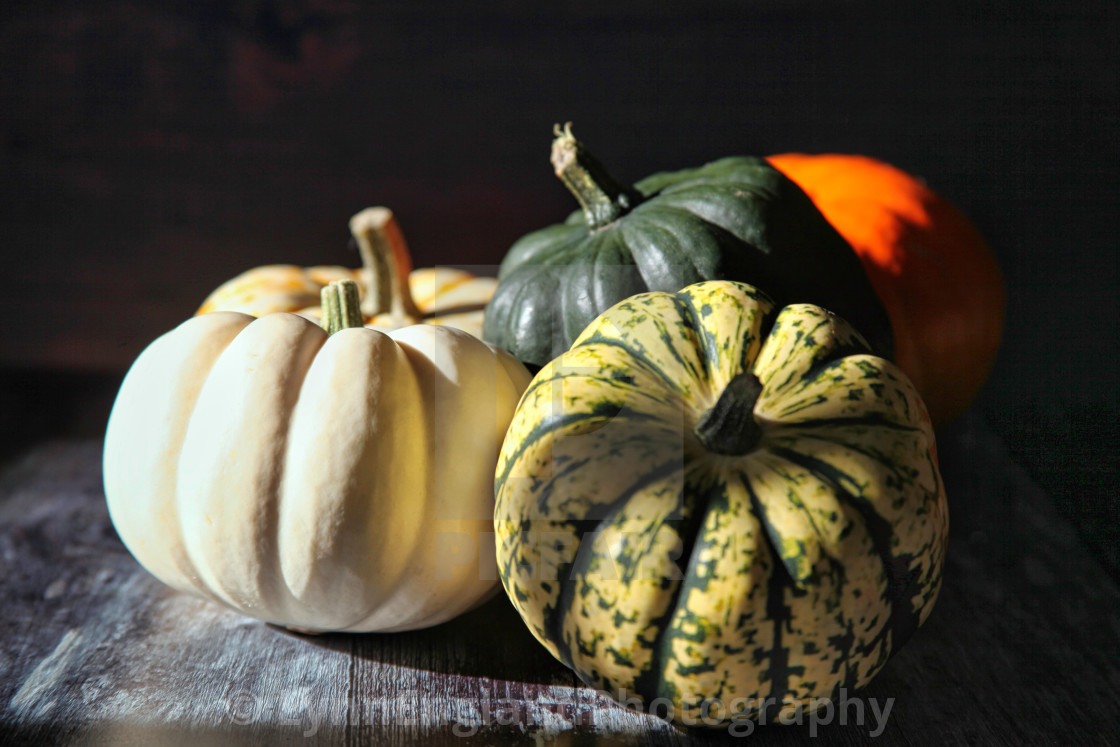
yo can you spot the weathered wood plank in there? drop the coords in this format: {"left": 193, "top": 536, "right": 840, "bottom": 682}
{"left": 0, "top": 415, "right": 1117, "bottom": 745}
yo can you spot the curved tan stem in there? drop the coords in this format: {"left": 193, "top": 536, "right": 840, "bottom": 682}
{"left": 348, "top": 207, "right": 423, "bottom": 324}
{"left": 550, "top": 122, "right": 642, "bottom": 230}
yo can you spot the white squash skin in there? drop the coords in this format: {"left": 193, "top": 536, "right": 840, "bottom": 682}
{"left": 103, "top": 311, "right": 256, "bottom": 602}
{"left": 103, "top": 311, "right": 531, "bottom": 632}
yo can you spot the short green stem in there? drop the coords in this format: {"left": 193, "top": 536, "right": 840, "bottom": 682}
{"left": 551, "top": 122, "right": 643, "bottom": 230}
{"left": 320, "top": 280, "right": 364, "bottom": 334}
{"left": 694, "top": 372, "right": 766, "bottom": 455}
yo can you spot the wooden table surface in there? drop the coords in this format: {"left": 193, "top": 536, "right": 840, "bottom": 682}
{"left": 1, "top": 413, "right": 1117, "bottom": 746}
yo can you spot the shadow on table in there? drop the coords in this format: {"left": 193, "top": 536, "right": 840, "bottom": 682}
{"left": 277, "top": 592, "right": 573, "bottom": 687}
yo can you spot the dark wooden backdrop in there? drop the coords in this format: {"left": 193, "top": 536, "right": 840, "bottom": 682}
{"left": 1, "top": 2, "right": 1116, "bottom": 566}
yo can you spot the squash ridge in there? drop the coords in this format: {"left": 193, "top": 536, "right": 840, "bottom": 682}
{"left": 114, "top": 313, "right": 252, "bottom": 603}
{"left": 735, "top": 469, "right": 807, "bottom": 717}
{"left": 243, "top": 315, "right": 327, "bottom": 620}
{"left": 631, "top": 475, "right": 736, "bottom": 706}
{"left": 544, "top": 457, "right": 684, "bottom": 674}
{"left": 766, "top": 445, "right": 935, "bottom": 657}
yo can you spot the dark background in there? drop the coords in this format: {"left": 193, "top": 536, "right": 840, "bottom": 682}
{"left": 1, "top": 2, "right": 1116, "bottom": 570}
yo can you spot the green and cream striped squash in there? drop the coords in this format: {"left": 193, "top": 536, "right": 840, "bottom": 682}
{"left": 493, "top": 280, "right": 948, "bottom": 726}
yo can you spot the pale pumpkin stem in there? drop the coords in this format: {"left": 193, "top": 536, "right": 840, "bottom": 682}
{"left": 694, "top": 372, "right": 765, "bottom": 455}
{"left": 551, "top": 122, "right": 643, "bottom": 230}
{"left": 348, "top": 207, "right": 423, "bottom": 324}
{"left": 320, "top": 280, "right": 364, "bottom": 334}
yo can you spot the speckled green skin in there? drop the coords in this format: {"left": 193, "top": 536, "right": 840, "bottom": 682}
{"left": 493, "top": 281, "right": 947, "bottom": 727}
{"left": 481, "top": 156, "right": 893, "bottom": 368}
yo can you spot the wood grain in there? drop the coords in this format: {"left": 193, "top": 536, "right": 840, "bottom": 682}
{"left": 1, "top": 414, "right": 1118, "bottom": 745}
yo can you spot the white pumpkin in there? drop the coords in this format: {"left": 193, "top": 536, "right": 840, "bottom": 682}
{"left": 103, "top": 284, "right": 531, "bottom": 632}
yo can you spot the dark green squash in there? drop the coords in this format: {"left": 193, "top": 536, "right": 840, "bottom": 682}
{"left": 482, "top": 124, "right": 894, "bottom": 367}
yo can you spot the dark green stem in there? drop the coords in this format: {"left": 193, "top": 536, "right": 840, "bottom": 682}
{"left": 320, "top": 280, "right": 364, "bottom": 335}
{"left": 694, "top": 372, "right": 766, "bottom": 455}
{"left": 550, "top": 122, "right": 643, "bottom": 230}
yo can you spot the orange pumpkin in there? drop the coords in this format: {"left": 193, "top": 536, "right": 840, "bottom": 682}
{"left": 767, "top": 153, "right": 1004, "bottom": 424}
